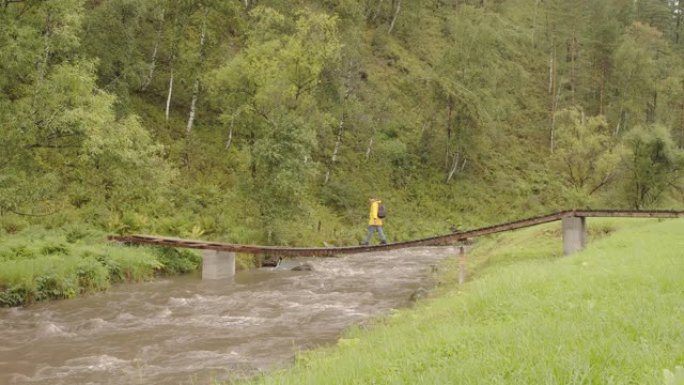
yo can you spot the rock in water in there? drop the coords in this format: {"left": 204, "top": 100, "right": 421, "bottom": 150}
{"left": 409, "top": 287, "right": 428, "bottom": 303}
{"left": 291, "top": 262, "right": 313, "bottom": 271}
{"left": 261, "top": 257, "right": 282, "bottom": 268}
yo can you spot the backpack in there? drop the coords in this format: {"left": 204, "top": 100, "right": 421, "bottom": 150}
{"left": 377, "top": 203, "right": 387, "bottom": 218}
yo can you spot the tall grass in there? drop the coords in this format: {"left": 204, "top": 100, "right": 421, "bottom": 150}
{"left": 0, "top": 225, "right": 200, "bottom": 306}
{"left": 237, "top": 218, "right": 684, "bottom": 385}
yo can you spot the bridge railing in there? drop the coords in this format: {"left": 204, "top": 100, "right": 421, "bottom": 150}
{"left": 108, "top": 209, "right": 684, "bottom": 279}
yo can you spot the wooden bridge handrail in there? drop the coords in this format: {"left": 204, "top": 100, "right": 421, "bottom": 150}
{"left": 108, "top": 209, "right": 684, "bottom": 257}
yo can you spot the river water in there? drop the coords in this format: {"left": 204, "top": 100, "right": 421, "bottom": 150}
{"left": 0, "top": 247, "right": 458, "bottom": 385}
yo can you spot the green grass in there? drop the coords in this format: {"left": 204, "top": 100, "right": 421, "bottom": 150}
{"left": 0, "top": 225, "right": 201, "bottom": 306}
{"left": 236, "top": 218, "right": 684, "bottom": 385}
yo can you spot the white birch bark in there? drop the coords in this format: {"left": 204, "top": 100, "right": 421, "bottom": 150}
{"left": 225, "top": 126, "right": 233, "bottom": 151}
{"left": 38, "top": 12, "right": 52, "bottom": 82}
{"left": 446, "top": 153, "right": 468, "bottom": 183}
{"left": 366, "top": 130, "right": 375, "bottom": 159}
{"left": 141, "top": 9, "right": 165, "bottom": 92}
{"left": 165, "top": 68, "right": 174, "bottom": 122}
{"left": 164, "top": 14, "right": 184, "bottom": 122}
{"left": 531, "top": 0, "right": 540, "bottom": 47}
{"left": 548, "top": 46, "right": 558, "bottom": 153}
{"left": 446, "top": 152, "right": 460, "bottom": 183}
{"left": 32, "top": 11, "right": 52, "bottom": 115}
{"left": 370, "top": 0, "right": 384, "bottom": 22}
{"left": 186, "top": 7, "right": 208, "bottom": 135}
{"left": 550, "top": 83, "right": 561, "bottom": 154}
{"left": 388, "top": 0, "right": 401, "bottom": 34}
{"left": 324, "top": 69, "right": 353, "bottom": 185}
{"left": 324, "top": 112, "right": 345, "bottom": 184}
{"left": 615, "top": 108, "right": 624, "bottom": 137}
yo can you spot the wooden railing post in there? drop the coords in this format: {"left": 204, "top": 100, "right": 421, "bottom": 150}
{"left": 459, "top": 246, "right": 466, "bottom": 285}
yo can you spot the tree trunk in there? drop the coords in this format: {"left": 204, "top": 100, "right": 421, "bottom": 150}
{"left": 675, "top": 3, "right": 682, "bottom": 44}
{"left": 598, "top": 62, "right": 607, "bottom": 115}
{"left": 141, "top": 9, "right": 165, "bottom": 92}
{"left": 548, "top": 46, "right": 558, "bottom": 153}
{"left": 444, "top": 97, "right": 454, "bottom": 169}
{"left": 646, "top": 90, "right": 657, "bottom": 124}
{"left": 32, "top": 10, "right": 52, "bottom": 115}
{"left": 164, "top": 14, "right": 184, "bottom": 122}
{"left": 446, "top": 152, "right": 460, "bottom": 183}
{"left": 38, "top": 11, "right": 52, "bottom": 82}
{"left": 531, "top": 0, "right": 540, "bottom": 48}
{"left": 186, "top": 7, "right": 208, "bottom": 135}
{"left": 388, "top": 0, "right": 401, "bottom": 34}
{"left": 165, "top": 68, "right": 174, "bottom": 122}
{"left": 366, "top": 127, "right": 375, "bottom": 159}
{"left": 615, "top": 108, "right": 625, "bottom": 136}
{"left": 325, "top": 67, "right": 354, "bottom": 184}
{"left": 324, "top": 112, "right": 345, "bottom": 185}
{"left": 550, "top": 83, "right": 560, "bottom": 154}
{"left": 370, "top": 0, "right": 384, "bottom": 23}
{"left": 680, "top": 101, "right": 684, "bottom": 148}
{"left": 570, "top": 33, "right": 577, "bottom": 105}
{"left": 225, "top": 126, "right": 233, "bottom": 151}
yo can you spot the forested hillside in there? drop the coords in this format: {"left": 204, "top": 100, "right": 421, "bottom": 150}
{"left": 2, "top": 0, "right": 684, "bottom": 246}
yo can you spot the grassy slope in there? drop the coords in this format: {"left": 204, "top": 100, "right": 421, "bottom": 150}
{"left": 0, "top": 226, "right": 201, "bottom": 306}
{"left": 240, "top": 218, "right": 684, "bottom": 385}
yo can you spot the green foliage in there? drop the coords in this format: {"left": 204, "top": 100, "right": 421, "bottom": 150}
{"left": 208, "top": 6, "right": 342, "bottom": 238}
{"left": 153, "top": 247, "right": 201, "bottom": 275}
{"left": 0, "top": 0, "right": 172, "bottom": 217}
{"left": 0, "top": 214, "right": 29, "bottom": 234}
{"left": 550, "top": 108, "right": 624, "bottom": 204}
{"left": 621, "top": 124, "right": 684, "bottom": 208}
{"left": 612, "top": 22, "right": 667, "bottom": 130}
{"left": 0, "top": 227, "right": 200, "bottom": 307}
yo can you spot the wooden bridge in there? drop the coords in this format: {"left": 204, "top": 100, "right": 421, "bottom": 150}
{"left": 109, "top": 209, "right": 684, "bottom": 279}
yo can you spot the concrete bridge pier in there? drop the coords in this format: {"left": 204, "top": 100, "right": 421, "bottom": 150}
{"left": 202, "top": 250, "right": 236, "bottom": 279}
{"left": 562, "top": 217, "right": 586, "bottom": 255}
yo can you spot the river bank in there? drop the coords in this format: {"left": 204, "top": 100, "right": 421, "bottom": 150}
{"left": 237, "top": 218, "right": 684, "bottom": 385}
{"left": 0, "top": 226, "right": 202, "bottom": 307}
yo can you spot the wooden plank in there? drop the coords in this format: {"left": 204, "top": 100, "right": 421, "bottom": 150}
{"left": 573, "top": 210, "right": 684, "bottom": 218}
{"left": 107, "top": 209, "right": 684, "bottom": 257}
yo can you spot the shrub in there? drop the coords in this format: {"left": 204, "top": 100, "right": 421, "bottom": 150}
{"left": 0, "top": 216, "right": 29, "bottom": 234}
{"left": 154, "top": 247, "right": 201, "bottom": 275}
{"left": 40, "top": 242, "right": 70, "bottom": 256}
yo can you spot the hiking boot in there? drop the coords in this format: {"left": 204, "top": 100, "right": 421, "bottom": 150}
{"left": 380, "top": 240, "right": 387, "bottom": 245}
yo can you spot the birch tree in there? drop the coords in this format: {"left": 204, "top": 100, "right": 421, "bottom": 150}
{"left": 140, "top": 4, "right": 166, "bottom": 92}
{"left": 550, "top": 108, "right": 623, "bottom": 200}
{"left": 186, "top": 4, "right": 208, "bottom": 135}
{"left": 210, "top": 6, "right": 340, "bottom": 236}
{"left": 0, "top": 0, "right": 172, "bottom": 213}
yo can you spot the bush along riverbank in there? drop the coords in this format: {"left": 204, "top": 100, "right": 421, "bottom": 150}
{"left": 0, "top": 226, "right": 201, "bottom": 307}
{"left": 236, "top": 218, "right": 684, "bottom": 385}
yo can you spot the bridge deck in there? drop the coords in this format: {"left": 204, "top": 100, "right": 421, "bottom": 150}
{"left": 108, "top": 209, "right": 684, "bottom": 257}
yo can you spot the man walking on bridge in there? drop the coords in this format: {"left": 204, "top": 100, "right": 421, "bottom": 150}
{"left": 361, "top": 196, "right": 387, "bottom": 245}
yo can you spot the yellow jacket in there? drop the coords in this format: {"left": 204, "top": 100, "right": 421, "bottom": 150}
{"left": 368, "top": 200, "right": 383, "bottom": 226}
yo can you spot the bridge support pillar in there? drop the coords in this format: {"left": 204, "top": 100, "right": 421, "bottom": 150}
{"left": 202, "top": 250, "right": 235, "bottom": 280}
{"left": 562, "top": 217, "right": 586, "bottom": 255}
